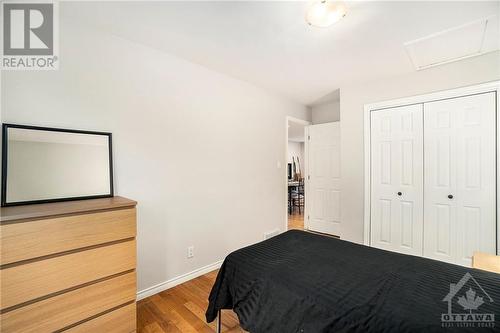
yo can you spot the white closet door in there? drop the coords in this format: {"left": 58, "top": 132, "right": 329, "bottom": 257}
{"left": 424, "top": 92, "right": 496, "bottom": 266}
{"left": 370, "top": 104, "right": 424, "bottom": 255}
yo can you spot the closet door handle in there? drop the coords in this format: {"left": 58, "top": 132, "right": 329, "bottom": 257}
{"left": 448, "top": 194, "right": 453, "bottom": 199}
{"left": 397, "top": 192, "right": 402, "bottom": 196}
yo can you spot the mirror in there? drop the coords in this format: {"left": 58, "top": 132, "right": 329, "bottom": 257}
{"left": 2, "top": 124, "right": 113, "bottom": 206}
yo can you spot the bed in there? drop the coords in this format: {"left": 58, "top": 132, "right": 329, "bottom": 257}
{"left": 206, "top": 230, "right": 500, "bottom": 332}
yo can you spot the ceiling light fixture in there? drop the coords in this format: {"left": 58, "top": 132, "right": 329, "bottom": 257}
{"left": 306, "top": 0, "right": 347, "bottom": 28}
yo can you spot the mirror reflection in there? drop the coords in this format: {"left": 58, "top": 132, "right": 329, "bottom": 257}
{"left": 3, "top": 125, "right": 112, "bottom": 205}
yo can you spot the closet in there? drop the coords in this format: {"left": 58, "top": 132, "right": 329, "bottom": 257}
{"left": 369, "top": 90, "right": 497, "bottom": 267}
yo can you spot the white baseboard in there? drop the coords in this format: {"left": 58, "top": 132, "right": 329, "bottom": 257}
{"left": 136, "top": 260, "right": 223, "bottom": 301}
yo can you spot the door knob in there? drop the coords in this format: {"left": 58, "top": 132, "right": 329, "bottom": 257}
{"left": 397, "top": 192, "right": 402, "bottom": 196}
{"left": 448, "top": 194, "right": 453, "bottom": 199}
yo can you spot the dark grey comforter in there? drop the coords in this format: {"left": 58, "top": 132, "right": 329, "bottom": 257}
{"left": 206, "top": 230, "right": 500, "bottom": 332}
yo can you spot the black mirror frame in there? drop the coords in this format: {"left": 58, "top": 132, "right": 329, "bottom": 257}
{"left": 1, "top": 123, "right": 114, "bottom": 207}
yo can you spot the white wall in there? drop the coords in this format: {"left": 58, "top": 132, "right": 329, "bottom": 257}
{"left": 311, "top": 100, "right": 340, "bottom": 124}
{"left": 287, "top": 141, "right": 304, "bottom": 174}
{"left": 340, "top": 51, "right": 500, "bottom": 244}
{"left": 1, "top": 17, "right": 309, "bottom": 293}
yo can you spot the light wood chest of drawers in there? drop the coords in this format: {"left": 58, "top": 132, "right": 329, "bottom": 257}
{"left": 0, "top": 197, "right": 137, "bottom": 333}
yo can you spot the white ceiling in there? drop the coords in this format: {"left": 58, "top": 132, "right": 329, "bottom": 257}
{"left": 63, "top": 1, "right": 500, "bottom": 105}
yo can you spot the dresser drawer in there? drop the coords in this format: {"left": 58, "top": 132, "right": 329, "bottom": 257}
{"left": 1, "top": 208, "right": 136, "bottom": 265}
{"left": 0, "top": 272, "right": 136, "bottom": 333}
{"left": 64, "top": 303, "right": 137, "bottom": 333}
{"left": 1, "top": 240, "right": 136, "bottom": 310}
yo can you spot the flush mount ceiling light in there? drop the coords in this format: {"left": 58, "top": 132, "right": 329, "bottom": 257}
{"left": 306, "top": 0, "right": 347, "bottom": 28}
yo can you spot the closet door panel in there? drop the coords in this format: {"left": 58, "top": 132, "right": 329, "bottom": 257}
{"left": 424, "top": 92, "right": 496, "bottom": 266}
{"left": 423, "top": 106, "right": 457, "bottom": 263}
{"left": 371, "top": 104, "right": 423, "bottom": 255}
{"left": 455, "top": 92, "right": 496, "bottom": 265}
{"left": 397, "top": 107, "right": 424, "bottom": 254}
{"left": 371, "top": 111, "right": 396, "bottom": 249}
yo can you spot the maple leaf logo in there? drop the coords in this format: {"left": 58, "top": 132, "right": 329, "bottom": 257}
{"left": 457, "top": 288, "right": 484, "bottom": 313}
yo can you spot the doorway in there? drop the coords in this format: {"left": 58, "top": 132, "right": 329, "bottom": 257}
{"left": 286, "top": 117, "right": 309, "bottom": 231}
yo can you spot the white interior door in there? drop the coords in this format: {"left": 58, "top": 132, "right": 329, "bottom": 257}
{"left": 306, "top": 122, "right": 341, "bottom": 236}
{"left": 370, "top": 104, "right": 424, "bottom": 255}
{"left": 423, "top": 92, "right": 496, "bottom": 266}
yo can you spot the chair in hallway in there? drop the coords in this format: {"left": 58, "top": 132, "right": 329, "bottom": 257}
{"left": 291, "top": 179, "right": 304, "bottom": 214}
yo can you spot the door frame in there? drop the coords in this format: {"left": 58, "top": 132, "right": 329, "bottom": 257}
{"left": 363, "top": 81, "right": 500, "bottom": 254}
{"left": 285, "top": 116, "right": 311, "bottom": 232}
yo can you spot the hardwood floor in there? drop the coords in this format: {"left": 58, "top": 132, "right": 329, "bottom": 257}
{"left": 137, "top": 214, "right": 304, "bottom": 333}
{"left": 288, "top": 211, "right": 304, "bottom": 230}
{"left": 137, "top": 270, "right": 246, "bottom": 333}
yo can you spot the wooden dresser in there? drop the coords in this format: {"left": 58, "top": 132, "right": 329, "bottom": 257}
{"left": 0, "top": 197, "right": 137, "bottom": 333}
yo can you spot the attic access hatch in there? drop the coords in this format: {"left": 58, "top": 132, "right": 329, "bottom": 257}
{"left": 404, "top": 16, "right": 499, "bottom": 71}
